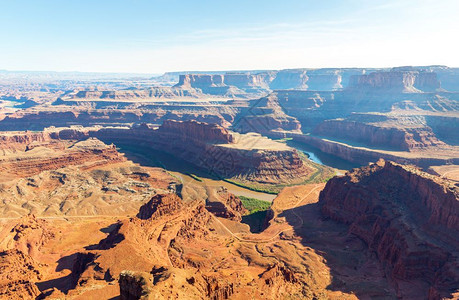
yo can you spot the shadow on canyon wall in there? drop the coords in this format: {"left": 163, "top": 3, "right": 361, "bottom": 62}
{"left": 278, "top": 202, "right": 396, "bottom": 298}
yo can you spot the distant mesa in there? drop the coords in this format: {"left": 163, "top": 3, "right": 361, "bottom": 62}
{"left": 348, "top": 69, "right": 442, "bottom": 92}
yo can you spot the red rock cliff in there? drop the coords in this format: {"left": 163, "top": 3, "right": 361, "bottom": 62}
{"left": 320, "top": 160, "right": 459, "bottom": 299}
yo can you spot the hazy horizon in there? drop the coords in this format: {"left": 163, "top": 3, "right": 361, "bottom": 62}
{"left": 1, "top": 0, "right": 458, "bottom": 73}
{"left": 1, "top": 64, "right": 459, "bottom": 77}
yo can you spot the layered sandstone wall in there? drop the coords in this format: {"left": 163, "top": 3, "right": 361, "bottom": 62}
{"left": 0, "top": 108, "right": 232, "bottom": 131}
{"left": 435, "top": 67, "right": 459, "bottom": 91}
{"left": 426, "top": 115, "right": 459, "bottom": 146}
{"left": 159, "top": 120, "right": 234, "bottom": 144}
{"left": 319, "top": 160, "right": 459, "bottom": 299}
{"left": 176, "top": 69, "right": 367, "bottom": 92}
{"left": 0, "top": 138, "right": 125, "bottom": 178}
{"left": 0, "top": 131, "right": 52, "bottom": 152}
{"left": 313, "top": 119, "right": 445, "bottom": 151}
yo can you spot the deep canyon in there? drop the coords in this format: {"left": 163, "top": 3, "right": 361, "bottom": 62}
{"left": 0, "top": 66, "right": 457, "bottom": 299}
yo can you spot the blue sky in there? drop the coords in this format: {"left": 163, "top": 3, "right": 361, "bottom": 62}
{"left": 1, "top": 0, "right": 458, "bottom": 73}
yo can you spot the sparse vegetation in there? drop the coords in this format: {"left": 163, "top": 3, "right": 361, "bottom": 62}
{"left": 238, "top": 196, "right": 271, "bottom": 214}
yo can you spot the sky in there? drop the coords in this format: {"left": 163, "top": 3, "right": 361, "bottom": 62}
{"left": 0, "top": 0, "right": 458, "bottom": 73}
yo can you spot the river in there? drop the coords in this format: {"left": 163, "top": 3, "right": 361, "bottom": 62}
{"left": 286, "top": 140, "right": 361, "bottom": 170}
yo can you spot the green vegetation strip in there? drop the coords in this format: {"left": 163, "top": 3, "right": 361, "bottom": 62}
{"left": 223, "top": 179, "right": 279, "bottom": 194}
{"left": 186, "top": 173, "right": 203, "bottom": 182}
{"left": 238, "top": 196, "right": 271, "bottom": 214}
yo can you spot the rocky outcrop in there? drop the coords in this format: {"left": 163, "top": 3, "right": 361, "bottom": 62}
{"left": 225, "top": 73, "right": 270, "bottom": 90}
{"left": 137, "top": 194, "right": 183, "bottom": 220}
{"left": 260, "top": 263, "right": 298, "bottom": 286}
{"left": 0, "top": 249, "right": 42, "bottom": 299}
{"left": 320, "top": 160, "right": 459, "bottom": 299}
{"left": 205, "top": 187, "right": 248, "bottom": 221}
{"left": 348, "top": 70, "right": 441, "bottom": 92}
{"left": 215, "top": 187, "right": 248, "bottom": 216}
{"left": 202, "top": 275, "right": 234, "bottom": 299}
{"left": 119, "top": 270, "right": 153, "bottom": 300}
{"left": 176, "top": 74, "right": 225, "bottom": 88}
{"left": 302, "top": 69, "right": 344, "bottom": 91}
{"left": 119, "top": 267, "right": 236, "bottom": 300}
{"left": 8, "top": 215, "right": 54, "bottom": 257}
{"left": 434, "top": 67, "right": 459, "bottom": 92}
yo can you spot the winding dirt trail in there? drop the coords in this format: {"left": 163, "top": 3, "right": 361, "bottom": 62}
{"left": 210, "top": 185, "right": 322, "bottom": 243}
